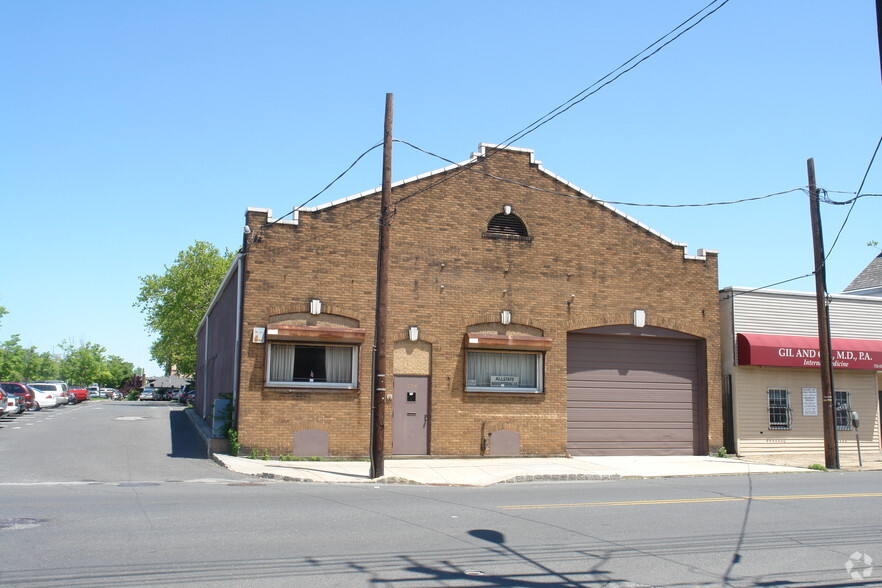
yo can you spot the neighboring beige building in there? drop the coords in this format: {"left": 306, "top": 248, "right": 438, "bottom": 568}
{"left": 720, "top": 287, "right": 882, "bottom": 456}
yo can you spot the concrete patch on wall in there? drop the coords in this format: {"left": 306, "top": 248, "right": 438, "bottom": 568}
{"left": 394, "top": 340, "right": 432, "bottom": 375}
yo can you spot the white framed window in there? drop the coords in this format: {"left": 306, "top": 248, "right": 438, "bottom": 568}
{"left": 266, "top": 343, "right": 358, "bottom": 389}
{"left": 834, "top": 390, "right": 852, "bottom": 430}
{"left": 465, "top": 350, "right": 543, "bottom": 393}
{"left": 768, "top": 388, "right": 791, "bottom": 430}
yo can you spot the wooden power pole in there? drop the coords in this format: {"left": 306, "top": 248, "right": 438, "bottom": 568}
{"left": 370, "top": 93, "right": 393, "bottom": 479}
{"left": 807, "top": 158, "right": 839, "bottom": 470}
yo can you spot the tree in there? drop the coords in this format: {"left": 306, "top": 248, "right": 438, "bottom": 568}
{"left": 135, "top": 241, "right": 235, "bottom": 375}
{"left": 0, "top": 334, "right": 25, "bottom": 381}
{"left": 28, "top": 350, "right": 60, "bottom": 382}
{"left": 102, "top": 355, "right": 135, "bottom": 387}
{"left": 58, "top": 340, "right": 106, "bottom": 385}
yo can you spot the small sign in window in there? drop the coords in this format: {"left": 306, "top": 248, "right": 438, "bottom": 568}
{"left": 490, "top": 375, "right": 519, "bottom": 387}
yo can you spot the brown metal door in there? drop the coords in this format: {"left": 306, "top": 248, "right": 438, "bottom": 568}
{"left": 392, "top": 376, "right": 429, "bottom": 455}
{"left": 567, "top": 333, "right": 700, "bottom": 455}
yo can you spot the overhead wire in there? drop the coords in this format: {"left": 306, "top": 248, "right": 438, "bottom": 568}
{"left": 395, "top": 138, "right": 804, "bottom": 208}
{"left": 253, "top": 0, "right": 734, "bottom": 246}
{"left": 728, "top": 273, "right": 816, "bottom": 297}
{"left": 387, "top": 0, "right": 731, "bottom": 210}
{"left": 493, "top": 0, "right": 731, "bottom": 150}
{"left": 823, "top": 134, "right": 882, "bottom": 260}
{"left": 263, "top": 141, "right": 384, "bottom": 227}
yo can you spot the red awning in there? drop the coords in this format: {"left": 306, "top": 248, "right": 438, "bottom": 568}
{"left": 737, "top": 333, "right": 882, "bottom": 370}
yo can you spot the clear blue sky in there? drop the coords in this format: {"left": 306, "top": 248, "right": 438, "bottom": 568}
{"left": 2, "top": 1, "right": 880, "bottom": 376}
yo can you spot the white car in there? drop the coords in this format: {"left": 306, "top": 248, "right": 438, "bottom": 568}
{"left": 32, "top": 381, "right": 69, "bottom": 405}
{"left": 28, "top": 384, "right": 59, "bottom": 410}
{"left": 4, "top": 393, "right": 25, "bottom": 414}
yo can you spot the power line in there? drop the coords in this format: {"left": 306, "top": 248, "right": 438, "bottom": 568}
{"left": 824, "top": 134, "right": 882, "bottom": 259}
{"left": 728, "top": 272, "right": 816, "bottom": 297}
{"left": 264, "top": 141, "right": 384, "bottom": 227}
{"left": 253, "top": 1, "right": 732, "bottom": 247}
{"left": 494, "top": 0, "right": 731, "bottom": 150}
{"left": 395, "top": 138, "right": 803, "bottom": 208}
{"left": 390, "top": 1, "right": 730, "bottom": 210}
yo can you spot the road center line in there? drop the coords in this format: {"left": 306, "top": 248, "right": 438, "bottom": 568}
{"left": 500, "top": 492, "right": 882, "bottom": 510}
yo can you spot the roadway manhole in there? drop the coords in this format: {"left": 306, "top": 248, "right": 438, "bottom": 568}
{"left": 0, "top": 518, "right": 45, "bottom": 530}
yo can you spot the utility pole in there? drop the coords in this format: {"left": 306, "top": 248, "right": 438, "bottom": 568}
{"left": 876, "top": 0, "right": 882, "bottom": 86}
{"left": 370, "top": 93, "right": 393, "bottom": 479}
{"left": 807, "top": 158, "right": 839, "bottom": 470}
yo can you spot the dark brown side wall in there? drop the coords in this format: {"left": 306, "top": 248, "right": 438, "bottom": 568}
{"left": 196, "top": 262, "right": 239, "bottom": 431}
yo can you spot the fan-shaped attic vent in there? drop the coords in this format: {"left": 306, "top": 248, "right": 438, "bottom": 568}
{"left": 483, "top": 212, "right": 531, "bottom": 242}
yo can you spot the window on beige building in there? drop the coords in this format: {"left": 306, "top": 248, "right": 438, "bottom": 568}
{"left": 834, "top": 390, "right": 852, "bottom": 430}
{"left": 768, "top": 388, "right": 791, "bottom": 430}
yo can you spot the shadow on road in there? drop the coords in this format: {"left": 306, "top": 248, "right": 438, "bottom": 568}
{"left": 168, "top": 409, "right": 208, "bottom": 459}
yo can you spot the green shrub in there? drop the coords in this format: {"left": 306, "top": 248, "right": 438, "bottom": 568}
{"left": 716, "top": 446, "right": 728, "bottom": 458}
{"left": 808, "top": 463, "right": 827, "bottom": 471}
{"left": 228, "top": 429, "right": 240, "bottom": 456}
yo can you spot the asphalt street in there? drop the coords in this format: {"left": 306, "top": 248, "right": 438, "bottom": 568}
{"left": 1, "top": 401, "right": 880, "bottom": 587}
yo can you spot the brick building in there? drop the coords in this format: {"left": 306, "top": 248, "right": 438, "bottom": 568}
{"left": 196, "top": 144, "right": 722, "bottom": 457}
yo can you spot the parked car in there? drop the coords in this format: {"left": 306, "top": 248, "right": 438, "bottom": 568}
{"left": 99, "top": 388, "right": 116, "bottom": 398}
{"left": 6, "top": 394, "right": 26, "bottom": 414}
{"left": 29, "top": 383, "right": 61, "bottom": 409}
{"left": 139, "top": 388, "right": 157, "bottom": 401}
{"left": 32, "top": 382, "right": 70, "bottom": 405}
{"left": 68, "top": 388, "right": 89, "bottom": 404}
{"left": 179, "top": 387, "right": 196, "bottom": 405}
{"left": 0, "top": 388, "right": 9, "bottom": 416}
{"left": 1, "top": 382, "right": 36, "bottom": 410}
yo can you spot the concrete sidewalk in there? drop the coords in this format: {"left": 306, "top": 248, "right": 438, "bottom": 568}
{"left": 213, "top": 454, "right": 816, "bottom": 486}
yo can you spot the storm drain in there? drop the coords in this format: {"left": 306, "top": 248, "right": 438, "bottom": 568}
{"left": 117, "top": 482, "right": 161, "bottom": 487}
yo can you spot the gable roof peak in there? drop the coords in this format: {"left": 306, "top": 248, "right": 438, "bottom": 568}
{"left": 474, "top": 143, "right": 539, "bottom": 165}
{"left": 843, "top": 252, "right": 882, "bottom": 294}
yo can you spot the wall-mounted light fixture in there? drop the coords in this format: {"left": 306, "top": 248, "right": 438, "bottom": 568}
{"left": 408, "top": 326, "right": 419, "bottom": 342}
{"left": 501, "top": 310, "right": 512, "bottom": 325}
{"left": 244, "top": 225, "right": 251, "bottom": 235}
{"left": 503, "top": 205, "right": 512, "bottom": 215}
{"left": 310, "top": 299, "right": 322, "bottom": 315}
{"left": 568, "top": 294, "right": 575, "bottom": 306}
{"left": 633, "top": 309, "right": 646, "bottom": 328}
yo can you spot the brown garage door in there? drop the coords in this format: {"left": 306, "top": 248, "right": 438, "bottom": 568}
{"left": 567, "top": 332, "right": 700, "bottom": 456}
